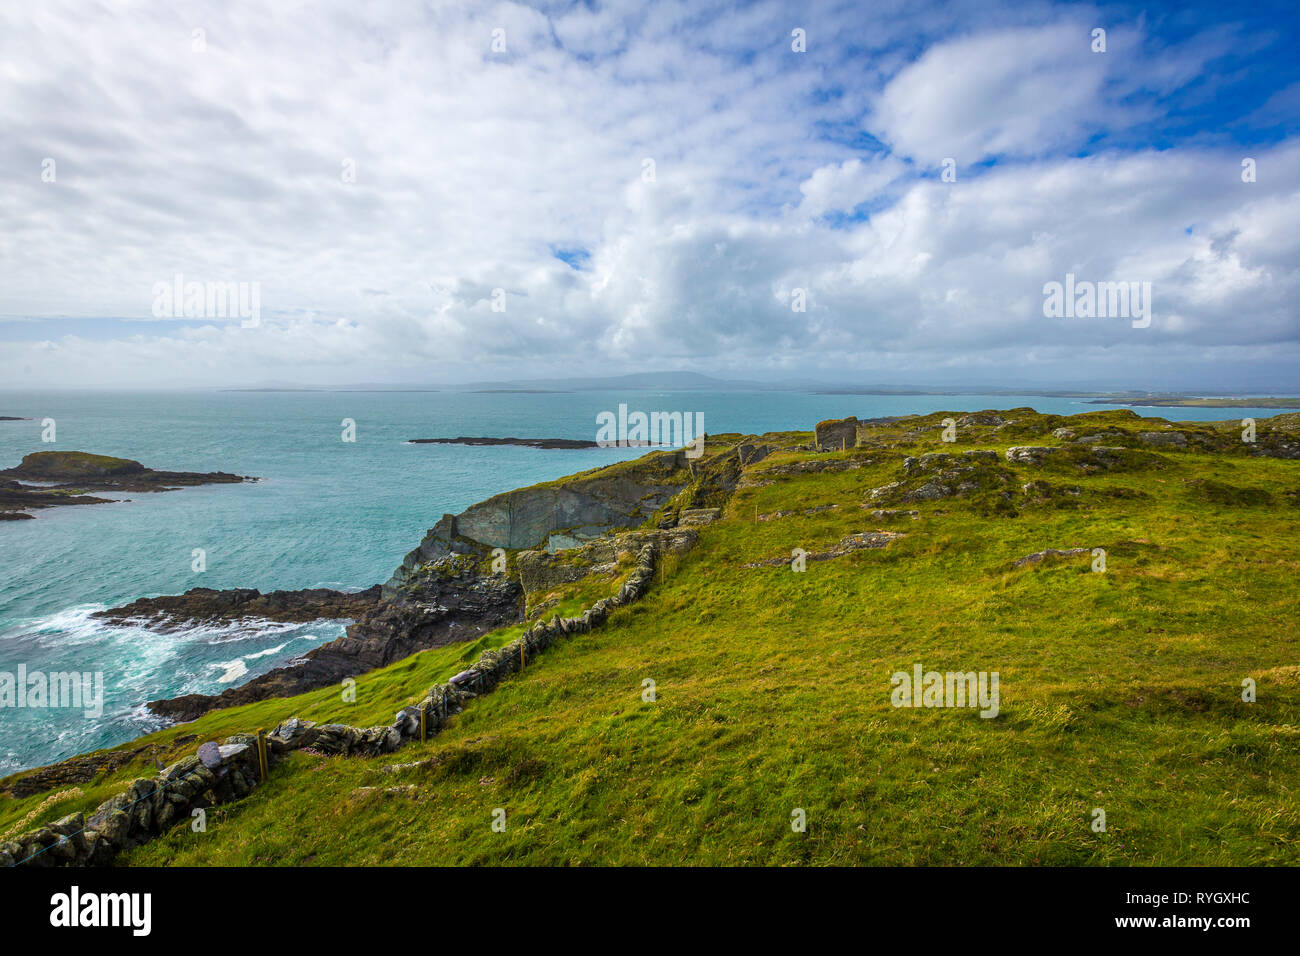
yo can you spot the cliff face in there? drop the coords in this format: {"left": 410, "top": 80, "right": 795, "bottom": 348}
{"left": 384, "top": 447, "right": 698, "bottom": 593}
{"left": 456, "top": 447, "right": 693, "bottom": 547}
{"left": 143, "top": 436, "right": 769, "bottom": 723}
{"left": 145, "top": 445, "right": 731, "bottom": 722}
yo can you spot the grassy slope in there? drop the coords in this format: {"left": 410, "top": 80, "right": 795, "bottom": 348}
{"left": 6, "top": 409, "right": 1299, "bottom": 865}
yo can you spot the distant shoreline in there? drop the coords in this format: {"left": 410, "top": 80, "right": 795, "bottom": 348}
{"left": 1086, "top": 397, "right": 1300, "bottom": 409}
{"left": 407, "top": 436, "right": 658, "bottom": 449}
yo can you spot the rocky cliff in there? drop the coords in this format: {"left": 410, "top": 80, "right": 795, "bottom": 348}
{"left": 143, "top": 441, "right": 743, "bottom": 722}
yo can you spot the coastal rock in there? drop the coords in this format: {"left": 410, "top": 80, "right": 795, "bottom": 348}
{"left": 146, "top": 556, "right": 522, "bottom": 722}
{"left": 453, "top": 461, "right": 685, "bottom": 552}
{"left": 384, "top": 447, "right": 698, "bottom": 590}
{"left": 0, "top": 475, "right": 121, "bottom": 520}
{"left": 94, "top": 585, "right": 382, "bottom": 629}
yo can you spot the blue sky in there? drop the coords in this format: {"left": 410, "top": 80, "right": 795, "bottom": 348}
{"left": 1, "top": 0, "right": 1298, "bottom": 389}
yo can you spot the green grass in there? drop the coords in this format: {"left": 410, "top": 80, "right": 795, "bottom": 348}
{"left": 3, "top": 450, "right": 140, "bottom": 476}
{"left": 5, "top": 408, "right": 1299, "bottom": 865}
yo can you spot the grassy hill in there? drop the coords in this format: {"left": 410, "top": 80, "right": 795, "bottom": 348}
{"left": 4, "top": 406, "right": 1299, "bottom": 865}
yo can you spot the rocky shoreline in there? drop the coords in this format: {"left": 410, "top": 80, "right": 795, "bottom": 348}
{"left": 94, "top": 585, "right": 382, "bottom": 630}
{"left": 136, "top": 442, "right": 728, "bottom": 723}
{"left": 142, "top": 567, "right": 521, "bottom": 723}
{"left": 1, "top": 539, "right": 672, "bottom": 868}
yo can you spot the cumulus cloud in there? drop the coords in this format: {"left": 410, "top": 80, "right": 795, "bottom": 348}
{"left": 0, "top": 0, "right": 1295, "bottom": 388}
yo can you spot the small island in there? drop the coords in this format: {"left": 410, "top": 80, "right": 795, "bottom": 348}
{"left": 0, "top": 451, "right": 256, "bottom": 520}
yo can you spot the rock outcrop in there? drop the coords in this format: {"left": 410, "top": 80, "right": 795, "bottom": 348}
{"left": 0, "top": 740, "right": 194, "bottom": 800}
{"left": 1012, "top": 547, "right": 1093, "bottom": 568}
{"left": 744, "top": 530, "right": 905, "bottom": 568}
{"left": 386, "top": 449, "right": 695, "bottom": 590}
{"left": 868, "top": 449, "right": 1018, "bottom": 511}
{"left": 0, "top": 479, "right": 113, "bottom": 513}
{"left": 146, "top": 557, "right": 521, "bottom": 722}
{"left": 515, "top": 528, "right": 697, "bottom": 597}
{"left": 94, "top": 586, "right": 382, "bottom": 629}
{"left": 815, "top": 417, "right": 859, "bottom": 451}
{"left": 1005, "top": 444, "right": 1166, "bottom": 472}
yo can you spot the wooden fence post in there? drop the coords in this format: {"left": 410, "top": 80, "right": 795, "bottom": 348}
{"left": 255, "top": 729, "right": 269, "bottom": 782}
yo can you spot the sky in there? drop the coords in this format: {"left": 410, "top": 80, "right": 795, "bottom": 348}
{"left": 1, "top": 0, "right": 1298, "bottom": 391}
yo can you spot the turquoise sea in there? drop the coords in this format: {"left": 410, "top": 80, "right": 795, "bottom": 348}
{"left": 0, "top": 389, "right": 1285, "bottom": 774}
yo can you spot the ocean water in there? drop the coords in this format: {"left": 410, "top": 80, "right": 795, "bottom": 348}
{"left": 0, "top": 389, "right": 1282, "bottom": 774}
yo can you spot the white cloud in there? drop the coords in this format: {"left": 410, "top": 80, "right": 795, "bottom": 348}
{"left": 798, "top": 157, "right": 904, "bottom": 217}
{"left": 0, "top": 0, "right": 1294, "bottom": 389}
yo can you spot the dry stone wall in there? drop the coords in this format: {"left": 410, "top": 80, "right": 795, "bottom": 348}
{"left": 3, "top": 542, "right": 665, "bottom": 868}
